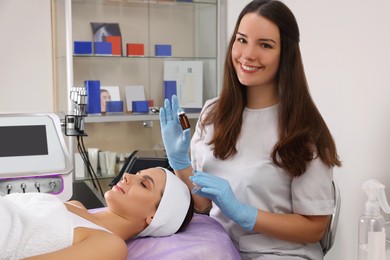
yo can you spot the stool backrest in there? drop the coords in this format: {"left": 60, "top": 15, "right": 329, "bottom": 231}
{"left": 320, "top": 180, "right": 341, "bottom": 255}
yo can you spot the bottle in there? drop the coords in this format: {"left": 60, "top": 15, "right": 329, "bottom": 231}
{"left": 358, "top": 179, "right": 390, "bottom": 260}
{"left": 178, "top": 111, "right": 190, "bottom": 130}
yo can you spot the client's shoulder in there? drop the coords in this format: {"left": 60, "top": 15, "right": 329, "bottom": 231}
{"left": 66, "top": 200, "right": 87, "bottom": 209}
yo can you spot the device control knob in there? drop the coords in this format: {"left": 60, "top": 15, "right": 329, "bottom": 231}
{"left": 49, "top": 181, "right": 56, "bottom": 189}
{"left": 6, "top": 184, "right": 12, "bottom": 194}
{"left": 35, "top": 182, "right": 41, "bottom": 192}
{"left": 21, "top": 183, "right": 27, "bottom": 193}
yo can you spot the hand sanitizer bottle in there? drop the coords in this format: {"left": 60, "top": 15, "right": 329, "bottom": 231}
{"left": 358, "top": 179, "right": 390, "bottom": 260}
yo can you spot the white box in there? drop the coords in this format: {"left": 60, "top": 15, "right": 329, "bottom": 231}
{"left": 164, "top": 61, "right": 203, "bottom": 108}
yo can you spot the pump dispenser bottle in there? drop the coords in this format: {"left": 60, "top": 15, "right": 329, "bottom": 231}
{"left": 358, "top": 179, "right": 390, "bottom": 260}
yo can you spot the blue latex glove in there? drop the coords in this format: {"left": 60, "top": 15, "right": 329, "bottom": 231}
{"left": 159, "top": 95, "right": 191, "bottom": 170}
{"left": 190, "top": 171, "right": 258, "bottom": 231}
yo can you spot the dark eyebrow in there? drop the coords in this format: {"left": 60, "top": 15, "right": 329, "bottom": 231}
{"left": 236, "top": 32, "right": 276, "bottom": 44}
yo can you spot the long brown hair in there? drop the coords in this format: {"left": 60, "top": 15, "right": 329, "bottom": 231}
{"left": 202, "top": 0, "right": 341, "bottom": 177}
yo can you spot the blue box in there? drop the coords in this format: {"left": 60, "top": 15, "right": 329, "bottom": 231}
{"left": 132, "top": 100, "right": 149, "bottom": 113}
{"left": 106, "top": 101, "right": 124, "bottom": 113}
{"left": 85, "top": 80, "right": 101, "bottom": 114}
{"left": 155, "top": 44, "right": 172, "bottom": 56}
{"left": 164, "top": 81, "right": 177, "bottom": 101}
{"left": 94, "top": 42, "right": 112, "bottom": 55}
{"left": 74, "top": 41, "right": 93, "bottom": 55}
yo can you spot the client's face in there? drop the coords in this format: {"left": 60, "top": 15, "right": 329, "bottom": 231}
{"left": 105, "top": 167, "right": 166, "bottom": 223}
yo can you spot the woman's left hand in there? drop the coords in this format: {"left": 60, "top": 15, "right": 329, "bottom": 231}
{"left": 159, "top": 95, "right": 191, "bottom": 170}
{"left": 190, "top": 171, "right": 258, "bottom": 231}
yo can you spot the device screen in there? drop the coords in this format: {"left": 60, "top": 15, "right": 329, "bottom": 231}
{"left": 0, "top": 125, "right": 48, "bottom": 157}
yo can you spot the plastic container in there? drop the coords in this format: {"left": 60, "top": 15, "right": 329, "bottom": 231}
{"left": 358, "top": 179, "right": 390, "bottom": 260}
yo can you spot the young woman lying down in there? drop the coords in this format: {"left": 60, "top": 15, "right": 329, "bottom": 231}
{"left": 0, "top": 167, "right": 193, "bottom": 260}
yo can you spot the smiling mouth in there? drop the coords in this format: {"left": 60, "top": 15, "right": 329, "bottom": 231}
{"left": 114, "top": 185, "right": 125, "bottom": 194}
{"left": 240, "top": 63, "right": 260, "bottom": 72}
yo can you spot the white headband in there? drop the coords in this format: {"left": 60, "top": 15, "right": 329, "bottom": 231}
{"left": 137, "top": 167, "right": 191, "bottom": 237}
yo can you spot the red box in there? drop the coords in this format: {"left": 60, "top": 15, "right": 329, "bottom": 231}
{"left": 127, "top": 43, "right": 144, "bottom": 56}
{"left": 105, "top": 36, "right": 122, "bottom": 56}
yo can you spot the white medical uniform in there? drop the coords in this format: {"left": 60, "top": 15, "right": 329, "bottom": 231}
{"left": 191, "top": 98, "right": 334, "bottom": 260}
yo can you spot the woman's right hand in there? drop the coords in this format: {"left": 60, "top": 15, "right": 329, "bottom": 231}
{"left": 159, "top": 95, "right": 191, "bottom": 170}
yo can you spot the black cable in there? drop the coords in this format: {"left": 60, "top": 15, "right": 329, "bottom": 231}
{"left": 76, "top": 136, "right": 104, "bottom": 198}
{"left": 77, "top": 135, "right": 99, "bottom": 191}
{"left": 80, "top": 136, "right": 104, "bottom": 198}
{"left": 78, "top": 138, "right": 103, "bottom": 198}
{"left": 76, "top": 136, "right": 98, "bottom": 189}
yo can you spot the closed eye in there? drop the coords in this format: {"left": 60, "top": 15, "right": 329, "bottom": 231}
{"left": 135, "top": 170, "right": 155, "bottom": 189}
{"left": 140, "top": 180, "right": 147, "bottom": 188}
{"left": 140, "top": 175, "right": 154, "bottom": 189}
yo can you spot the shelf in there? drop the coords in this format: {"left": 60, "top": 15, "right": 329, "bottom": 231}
{"left": 73, "top": 55, "right": 217, "bottom": 60}
{"left": 71, "top": 0, "right": 217, "bottom": 7}
{"left": 84, "top": 112, "right": 200, "bottom": 123}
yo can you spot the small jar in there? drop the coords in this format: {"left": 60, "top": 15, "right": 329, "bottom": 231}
{"left": 178, "top": 111, "right": 191, "bottom": 130}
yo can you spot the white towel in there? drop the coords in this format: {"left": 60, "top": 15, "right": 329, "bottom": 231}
{"left": 0, "top": 193, "right": 73, "bottom": 260}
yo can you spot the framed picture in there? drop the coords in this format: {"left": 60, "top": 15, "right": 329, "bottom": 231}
{"left": 91, "top": 22, "right": 122, "bottom": 55}
{"left": 100, "top": 86, "right": 120, "bottom": 113}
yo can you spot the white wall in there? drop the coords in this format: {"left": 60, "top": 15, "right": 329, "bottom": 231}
{"left": 0, "top": 0, "right": 53, "bottom": 113}
{"left": 228, "top": 1, "right": 390, "bottom": 259}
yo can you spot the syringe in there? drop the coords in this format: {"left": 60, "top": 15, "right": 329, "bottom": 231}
{"left": 191, "top": 156, "right": 202, "bottom": 193}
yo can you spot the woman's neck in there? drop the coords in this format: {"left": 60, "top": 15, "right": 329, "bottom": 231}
{"left": 65, "top": 202, "right": 144, "bottom": 240}
{"left": 93, "top": 210, "right": 145, "bottom": 240}
{"left": 246, "top": 83, "right": 279, "bottom": 109}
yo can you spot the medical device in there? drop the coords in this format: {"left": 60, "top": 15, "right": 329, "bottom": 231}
{"left": 64, "top": 86, "right": 104, "bottom": 198}
{"left": 0, "top": 113, "right": 73, "bottom": 201}
{"left": 64, "top": 86, "right": 87, "bottom": 137}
